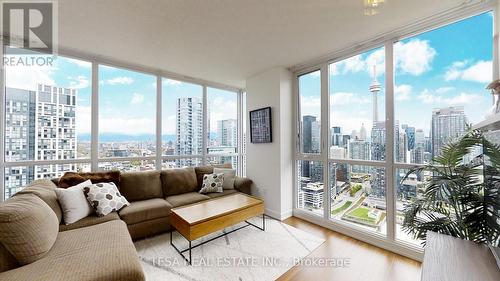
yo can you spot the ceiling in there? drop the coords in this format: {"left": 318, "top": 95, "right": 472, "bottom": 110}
{"left": 59, "top": 0, "right": 471, "bottom": 88}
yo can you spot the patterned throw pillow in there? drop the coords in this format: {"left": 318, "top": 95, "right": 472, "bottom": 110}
{"left": 83, "top": 182, "right": 130, "bottom": 216}
{"left": 199, "top": 173, "right": 224, "bottom": 194}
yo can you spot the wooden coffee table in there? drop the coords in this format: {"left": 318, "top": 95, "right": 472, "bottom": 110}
{"left": 170, "top": 193, "right": 265, "bottom": 265}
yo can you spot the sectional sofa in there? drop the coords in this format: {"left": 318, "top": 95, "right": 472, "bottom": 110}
{"left": 0, "top": 166, "right": 252, "bottom": 281}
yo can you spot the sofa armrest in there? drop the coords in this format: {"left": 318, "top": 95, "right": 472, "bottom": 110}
{"left": 234, "top": 177, "right": 252, "bottom": 195}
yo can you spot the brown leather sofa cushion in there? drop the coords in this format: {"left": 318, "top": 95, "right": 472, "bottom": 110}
{"left": 119, "top": 199, "right": 172, "bottom": 225}
{"left": 59, "top": 212, "right": 120, "bottom": 232}
{"left": 57, "top": 171, "right": 121, "bottom": 189}
{"left": 14, "top": 179, "right": 63, "bottom": 224}
{"left": 161, "top": 167, "right": 198, "bottom": 196}
{"left": 166, "top": 192, "right": 210, "bottom": 208}
{"left": 0, "top": 220, "right": 145, "bottom": 281}
{"left": 120, "top": 171, "right": 163, "bottom": 202}
{"left": 194, "top": 164, "right": 232, "bottom": 189}
{"left": 0, "top": 195, "right": 59, "bottom": 265}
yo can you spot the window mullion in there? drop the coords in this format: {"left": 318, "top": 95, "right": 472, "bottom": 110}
{"left": 385, "top": 41, "right": 396, "bottom": 242}
{"left": 202, "top": 85, "right": 208, "bottom": 165}
{"left": 156, "top": 76, "right": 162, "bottom": 171}
{"left": 91, "top": 62, "right": 99, "bottom": 171}
{"left": 320, "top": 64, "right": 330, "bottom": 220}
{"left": 0, "top": 42, "right": 5, "bottom": 202}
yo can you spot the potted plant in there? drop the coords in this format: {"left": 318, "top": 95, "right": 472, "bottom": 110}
{"left": 401, "top": 130, "right": 500, "bottom": 246}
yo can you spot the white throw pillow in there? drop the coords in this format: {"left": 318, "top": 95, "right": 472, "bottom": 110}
{"left": 55, "top": 180, "right": 94, "bottom": 225}
{"left": 213, "top": 168, "right": 236, "bottom": 190}
{"left": 83, "top": 182, "right": 130, "bottom": 216}
{"left": 199, "top": 173, "right": 224, "bottom": 194}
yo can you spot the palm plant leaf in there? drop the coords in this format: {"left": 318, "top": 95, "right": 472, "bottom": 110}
{"left": 402, "top": 130, "right": 500, "bottom": 247}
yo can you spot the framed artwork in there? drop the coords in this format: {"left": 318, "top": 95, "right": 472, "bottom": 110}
{"left": 250, "top": 107, "right": 272, "bottom": 143}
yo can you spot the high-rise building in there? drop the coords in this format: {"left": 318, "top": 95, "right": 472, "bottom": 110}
{"left": 349, "top": 140, "right": 370, "bottom": 173}
{"left": 4, "top": 85, "right": 78, "bottom": 199}
{"left": 431, "top": 106, "right": 467, "bottom": 158}
{"left": 176, "top": 97, "right": 203, "bottom": 167}
{"left": 217, "top": 119, "right": 237, "bottom": 147}
{"left": 302, "top": 115, "right": 319, "bottom": 153}
{"left": 403, "top": 125, "right": 416, "bottom": 151}
{"left": 331, "top": 126, "right": 342, "bottom": 146}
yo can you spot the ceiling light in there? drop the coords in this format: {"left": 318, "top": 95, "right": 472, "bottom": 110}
{"left": 364, "top": 0, "right": 386, "bottom": 16}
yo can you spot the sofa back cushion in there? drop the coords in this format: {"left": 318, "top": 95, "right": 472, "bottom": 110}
{"left": 194, "top": 164, "right": 232, "bottom": 189}
{"left": 120, "top": 171, "right": 163, "bottom": 201}
{"left": 14, "top": 179, "right": 63, "bottom": 224}
{"left": 0, "top": 194, "right": 59, "bottom": 265}
{"left": 58, "top": 171, "right": 121, "bottom": 189}
{"left": 161, "top": 167, "right": 198, "bottom": 196}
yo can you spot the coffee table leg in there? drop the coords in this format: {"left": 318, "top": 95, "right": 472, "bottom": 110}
{"left": 245, "top": 214, "right": 266, "bottom": 231}
{"left": 189, "top": 241, "right": 192, "bottom": 265}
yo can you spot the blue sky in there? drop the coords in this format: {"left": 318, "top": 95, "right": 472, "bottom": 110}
{"left": 299, "top": 11, "right": 493, "bottom": 137}
{"left": 5, "top": 50, "right": 238, "bottom": 142}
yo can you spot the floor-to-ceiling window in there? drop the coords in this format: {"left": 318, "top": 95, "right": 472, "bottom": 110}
{"left": 328, "top": 47, "right": 387, "bottom": 235}
{"left": 3, "top": 48, "right": 92, "bottom": 199}
{"left": 98, "top": 65, "right": 157, "bottom": 172}
{"left": 393, "top": 11, "right": 493, "bottom": 244}
{"left": 295, "top": 11, "right": 495, "bottom": 253}
{"left": 207, "top": 87, "right": 239, "bottom": 170}
{"left": 297, "top": 70, "right": 324, "bottom": 216}
{"left": 161, "top": 78, "right": 204, "bottom": 168}
{"left": 1, "top": 51, "right": 245, "bottom": 201}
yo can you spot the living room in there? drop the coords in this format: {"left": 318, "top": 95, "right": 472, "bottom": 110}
{"left": 0, "top": 0, "right": 499, "bottom": 280}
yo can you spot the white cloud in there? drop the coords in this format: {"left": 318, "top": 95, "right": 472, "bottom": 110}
{"left": 445, "top": 60, "right": 492, "bottom": 83}
{"left": 105, "top": 76, "right": 134, "bottom": 85}
{"left": 435, "top": 86, "right": 454, "bottom": 94}
{"left": 329, "top": 110, "right": 372, "bottom": 135}
{"left": 394, "top": 39, "right": 436, "bottom": 75}
{"left": 130, "top": 93, "right": 144, "bottom": 105}
{"left": 99, "top": 117, "right": 156, "bottom": 135}
{"left": 164, "top": 79, "right": 181, "bottom": 85}
{"left": 208, "top": 96, "right": 238, "bottom": 132}
{"left": 330, "top": 92, "right": 370, "bottom": 105}
{"left": 339, "top": 55, "right": 366, "bottom": 74}
{"left": 67, "top": 75, "right": 90, "bottom": 89}
{"left": 330, "top": 39, "right": 435, "bottom": 78}
{"left": 66, "top": 58, "right": 91, "bottom": 68}
{"left": 5, "top": 60, "right": 55, "bottom": 90}
{"left": 417, "top": 88, "right": 479, "bottom": 105}
{"left": 76, "top": 106, "right": 91, "bottom": 134}
{"left": 162, "top": 115, "right": 176, "bottom": 135}
{"left": 394, "top": 84, "right": 412, "bottom": 101}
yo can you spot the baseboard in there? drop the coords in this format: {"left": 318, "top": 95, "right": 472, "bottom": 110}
{"left": 265, "top": 208, "right": 293, "bottom": 221}
{"left": 293, "top": 209, "right": 424, "bottom": 262}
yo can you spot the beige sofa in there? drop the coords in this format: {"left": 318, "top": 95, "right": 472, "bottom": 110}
{"left": 0, "top": 166, "right": 252, "bottom": 281}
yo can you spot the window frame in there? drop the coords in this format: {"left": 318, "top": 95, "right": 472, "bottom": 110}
{"left": 293, "top": 6, "right": 498, "bottom": 261}
{"left": 0, "top": 46, "right": 245, "bottom": 201}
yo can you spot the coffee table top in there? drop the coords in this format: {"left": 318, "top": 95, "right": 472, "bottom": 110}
{"left": 171, "top": 193, "right": 263, "bottom": 225}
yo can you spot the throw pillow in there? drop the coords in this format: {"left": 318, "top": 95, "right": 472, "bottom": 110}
{"left": 58, "top": 171, "right": 121, "bottom": 189}
{"left": 213, "top": 168, "right": 236, "bottom": 190}
{"left": 83, "top": 182, "right": 130, "bottom": 216}
{"left": 199, "top": 173, "right": 224, "bottom": 194}
{"left": 55, "top": 180, "right": 94, "bottom": 225}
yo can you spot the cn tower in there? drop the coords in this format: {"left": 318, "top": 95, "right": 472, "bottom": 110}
{"left": 369, "top": 65, "right": 381, "bottom": 123}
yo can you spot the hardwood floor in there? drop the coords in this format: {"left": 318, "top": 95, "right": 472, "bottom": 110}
{"left": 278, "top": 217, "right": 422, "bottom": 281}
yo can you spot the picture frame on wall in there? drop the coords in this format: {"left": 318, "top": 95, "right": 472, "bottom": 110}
{"left": 250, "top": 107, "right": 272, "bottom": 143}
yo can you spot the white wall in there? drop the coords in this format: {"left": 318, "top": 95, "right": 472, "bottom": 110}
{"left": 245, "top": 67, "right": 293, "bottom": 220}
